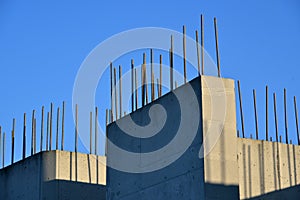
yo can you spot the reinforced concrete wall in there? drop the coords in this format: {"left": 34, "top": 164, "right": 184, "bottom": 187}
{"left": 0, "top": 150, "right": 106, "bottom": 200}
{"left": 238, "top": 138, "right": 300, "bottom": 199}
{"left": 106, "top": 76, "right": 240, "bottom": 200}
{"left": 106, "top": 76, "right": 205, "bottom": 200}
{"left": 202, "top": 76, "right": 240, "bottom": 199}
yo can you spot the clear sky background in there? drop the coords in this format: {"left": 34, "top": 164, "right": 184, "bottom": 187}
{"left": 0, "top": 0, "right": 300, "bottom": 166}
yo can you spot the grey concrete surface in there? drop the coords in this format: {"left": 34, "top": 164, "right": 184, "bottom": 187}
{"left": 238, "top": 138, "right": 300, "bottom": 199}
{"left": 0, "top": 150, "right": 106, "bottom": 200}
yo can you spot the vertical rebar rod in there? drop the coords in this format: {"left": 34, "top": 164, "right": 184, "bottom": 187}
{"left": 266, "top": 86, "right": 268, "bottom": 141}
{"left": 284, "top": 88, "right": 288, "bottom": 144}
{"left": 214, "top": 17, "right": 221, "bottom": 77}
{"left": 159, "top": 54, "right": 162, "bottom": 97}
{"left": 142, "top": 53, "right": 146, "bottom": 107}
{"left": 114, "top": 68, "right": 118, "bottom": 120}
{"left": 95, "top": 107, "right": 98, "bottom": 155}
{"left": 75, "top": 104, "right": 78, "bottom": 152}
{"left": 61, "top": 101, "right": 65, "bottom": 151}
{"left": 40, "top": 106, "right": 44, "bottom": 152}
{"left": 170, "top": 35, "right": 174, "bottom": 90}
{"left": 11, "top": 118, "right": 15, "bottom": 164}
{"left": 23, "top": 113, "right": 26, "bottom": 159}
{"left": 175, "top": 81, "right": 178, "bottom": 89}
{"left": 183, "top": 25, "right": 187, "bottom": 84}
{"left": 110, "top": 62, "right": 114, "bottom": 121}
{"left": 195, "top": 30, "right": 200, "bottom": 75}
{"left": 273, "top": 93, "right": 279, "bottom": 142}
{"left": 157, "top": 78, "right": 160, "bottom": 98}
{"left": 131, "top": 59, "right": 134, "bottom": 112}
{"left": 90, "top": 111, "right": 92, "bottom": 154}
{"left": 151, "top": 49, "right": 155, "bottom": 101}
{"left": 201, "top": 14, "right": 204, "bottom": 75}
{"left": 34, "top": 118, "right": 36, "bottom": 154}
{"left": 46, "top": 112, "right": 49, "bottom": 151}
{"left": 56, "top": 107, "right": 60, "bottom": 150}
{"left": 294, "top": 96, "right": 300, "bottom": 145}
{"left": 145, "top": 55, "right": 148, "bottom": 105}
{"left": 253, "top": 89, "right": 259, "bottom": 140}
{"left": 31, "top": 110, "right": 35, "bottom": 155}
{"left": 152, "top": 71, "right": 155, "bottom": 98}
{"left": 3, "top": 132, "right": 5, "bottom": 168}
{"left": 135, "top": 68, "right": 138, "bottom": 110}
{"left": 50, "top": 103, "right": 53, "bottom": 151}
{"left": 119, "top": 65, "right": 122, "bottom": 118}
{"left": 237, "top": 81, "right": 245, "bottom": 138}
{"left": 280, "top": 135, "right": 282, "bottom": 143}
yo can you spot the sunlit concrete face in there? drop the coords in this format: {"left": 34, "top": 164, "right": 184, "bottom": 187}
{"left": 238, "top": 138, "right": 300, "bottom": 199}
{"left": 0, "top": 151, "right": 106, "bottom": 200}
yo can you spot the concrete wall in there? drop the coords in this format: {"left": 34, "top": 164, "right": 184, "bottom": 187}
{"left": 202, "top": 76, "right": 240, "bottom": 199}
{"left": 0, "top": 150, "right": 106, "bottom": 200}
{"left": 238, "top": 138, "right": 300, "bottom": 199}
{"left": 106, "top": 76, "right": 205, "bottom": 200}
{"left": 106, "top": 76, "right": 240, "bottom": 200}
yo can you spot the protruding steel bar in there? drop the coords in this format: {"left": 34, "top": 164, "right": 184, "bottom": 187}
{"left": 75, "top": 104, "right": 78, "bottom": 152}
{"left": 266, "top": 86, "right": 268, "bottom": 141}
{"left": 253, "top": 90, "right": 259, "bottom": 140}
{"left": 290, "top": 139, "right": 292, "bottom": 144}
{"left": 34, "top": 118, "right": 36, "bottom": 154}
{"left": 31, "top": 110, "right": 35, "bottom": 155}
{"left": 201, "top": 15, "right": 204, "bottom": 75}
{"left": 270, "top": 137, "right": 272, "bottom": 142}
{"left": 175, "top": 81, "right": 178, "bottom": 89}
{"left": 159, "top": 55, "right": 162, "bottom": 97}
{"left": 294, "top": 96, "right": 300, "bottom": 145}
{"left": 237, "top": 130, "right": 240, "bottom": 137}
{"left": 170, "top": 35, "right": 174, "bottom": 90}
{"left": 61, "top": 101, "right": 65, "bottom": 151}
{"left": 40, "top": 106, "right": 44, "bottom": 152}
{"left": 46, "top": 112, "right": 49, "bottom": 151}
{"left": 119, "top": 65, "right": 122, "bottom": 118}
{"left": 95, "top": 107, "right": 98, "bottom": 155}
{"left": 195, "top": 30, "right": 200, "bottom": 75}
{"left": 11, "top": 118, "right": 15, "bottom": 164}
{"left": 237, "top": 81, "right": 245, "bottom": 138}
{"left": 273, "top": 93, "right": 279, "bottom": 142}
{"left": 110, "top": 62, "right": 114, "bottom": 121}
{"left": 135, "top": 68, "right": 138, "bottom": 110}
{"left": 142, "top": 53, "right": 146, "bottom": 107}
{"left": 50, "top": 103, "right": 53, "bottom": 151}
{"left": 157, "top": 78, "right": 160, "bottom": 98}
{"left": 131, "top": 59, "right": 134, "bottom": 112}
{"left": 145, "top": 56, "right": 148, "bottom": 105}
{"left": 151, "top": 49, "right": 155, "bottom": 101}
{"left": 214, "top": 17, "right": 221, "bottom": 77}
{"left": 183, "top": 25, "right": 187, "bottom": 83}
{"left": 90, "top": 111, "right": 92, "bottom": 154}
{"left": 284, "top": 88, "right": 288, "bottom": 144}
{"left": 114, "top": 68, "right": 118, "bottom": 120}
{"left": 56, "top": 107, "right": 60, "bottom": 150}
{"left": 280, "top": 135, "right": 282, "bottom": 143}
{"left": 152, "top": 70, "right": 155, "bottom": 98}
{"left": 23, "top": 113, "right": 26, "bottom": 159}
{"left": 3, "top": 132, "right": 5, "bottom": 168}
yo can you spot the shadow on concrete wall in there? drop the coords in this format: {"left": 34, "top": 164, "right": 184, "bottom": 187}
{"left": 204, "top": 183, "right": 239, "bottom": 199}
{"left": 43, "top": 180, "right": 106, "bottom": 200}
{"left": 248, "top": 184, "right": 300, "bottom": 200}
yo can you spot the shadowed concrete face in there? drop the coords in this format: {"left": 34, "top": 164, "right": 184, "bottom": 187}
{"left": 0, "top": 150, "right": 106, "bottom": 200}
{"left": 106, "top": 76, "right": 239, "bottom": 200}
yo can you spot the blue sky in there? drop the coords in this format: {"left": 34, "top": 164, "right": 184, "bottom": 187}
{"left": 0, "top": 0, "right": 300, "bottom": 166}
